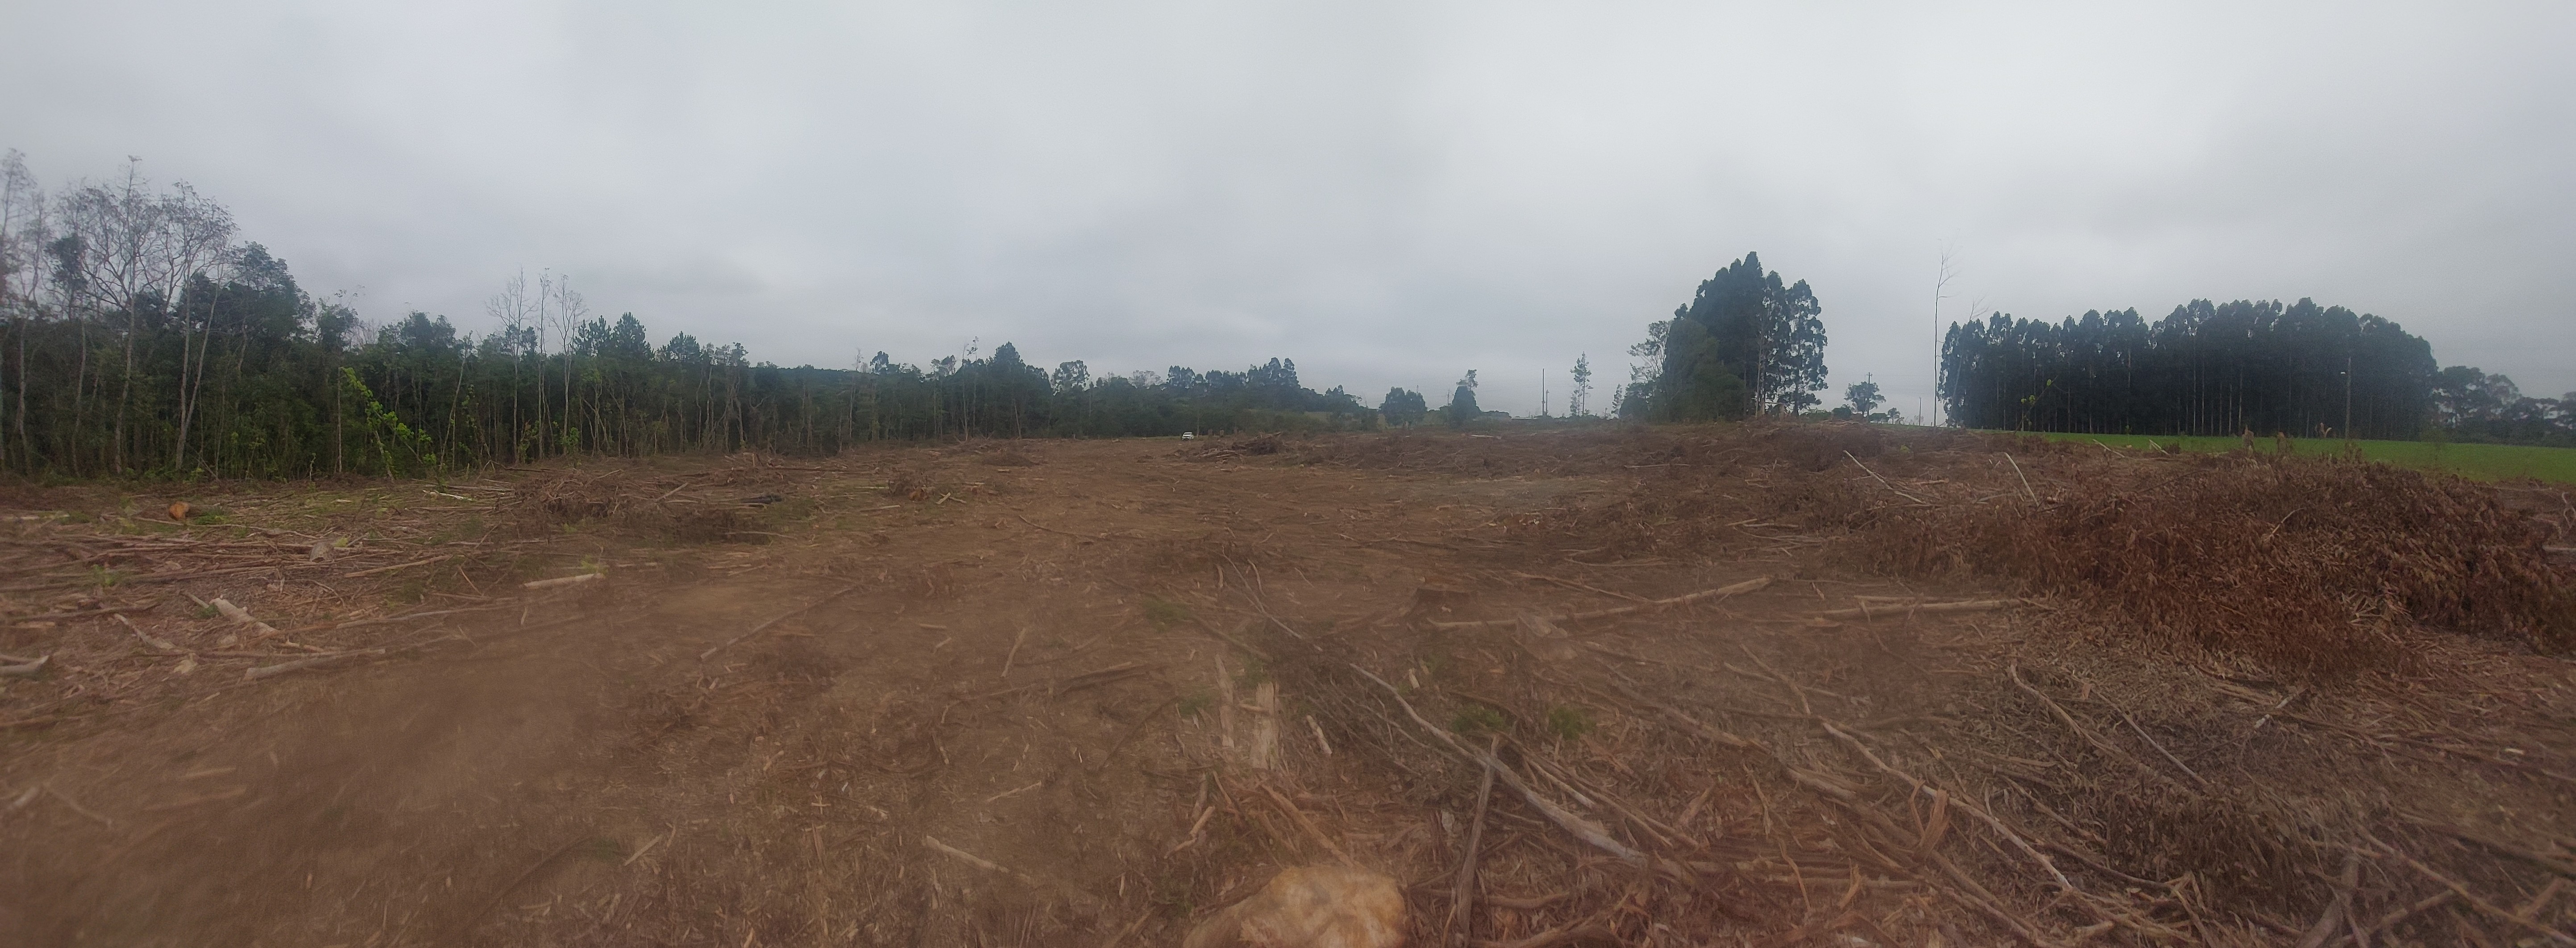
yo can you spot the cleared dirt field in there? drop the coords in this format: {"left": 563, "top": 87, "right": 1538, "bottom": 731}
{"left": 2, "top": 424, "right": 2572, "bottom": 947}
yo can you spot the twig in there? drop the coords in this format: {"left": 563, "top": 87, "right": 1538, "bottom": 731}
{"left": 0, "top": 654, "right": 49, "bottom": 678}
{"left": 2376, "top": 840, "right": 2576, "bottom": 946}
{"left": 2009, "top": 662, "right": 2191, "bottom": 793}
{"left": 923, "top": 835, "right": 1103, "bottom": 910}
{"left": 4, "top": 603, "right": 157, "bottom": 623}
{"left": 2115, "top": 708, "right": 2211, "bottom": 790}
{"left": 2004, "top": 453, "right": 2040, "bottom": 504}
{"left": 2398, "top": 813, "right": 2576, "bottom": 877}
{"left": 278, "top": 602, "right": 515, "bottom": 636}
{"left": 211, "top": 598, "right": 281, "bottom": 638}
{"left": 1475, "top": 924, "right": 1617, "bottom": 948}
{"left": 1016, "top": 515, "right": 1108, "bottom": 541}
{"left": 1921, "top": 849, "right": 2048, "bottom": 945}
{"left": 1509, "top": 572, "right": 1647, "bottom": 603}
{"left": 2356, "top": 890, "right": 2457, "bottom": 942}
{"left": 1809, "top": 599, "right": 2020, "bottom": 620}
{"left": 922, "top": 835, "right": 1005, "bottom": 871}
{"left": 460, "top": 837, "right": 585, "bottom": 937}
{"left": 2280, "top": 711, "right": 2576, "bottom": 785}
{"left": 1447, "top": 736, "right": 1499, "bottom": 948}
{"left": 1259, "top": 782, "right": 1355, "bottom": 868}
{"left": 984, "top": 781, "right": 1043, "bottom": 804}
{"left": 1348, "top": 664, "right": 1644, "bottom": 866}
{"left": 2294, "top": 851, "right": 2357, "bottom": 948}
{"left": 1098, "top": 909, "right": 1153, "bottom": 948}
{"left": 46, "top": 784, "right": 115, "bottom": 827}
{"left": 115, "top": 613, "right": 178, "bottom": 651}
{"left": 1816, "top": 720, "right": 2077, "bottom": 894}
{"left": 244, "top": 649, "right": 386, "bottom": 681}
{"left": 1845, "top": 451, "right": 1931, "bottom": 505}
{"left": 1051, "top": 661, "right": 1153, "bottom": 697}
{"left": 1094, "top": 697, "right": 1178, "bottom": 773}
{"left": 621, "top": 830, "right": 670, "bottom": 866}
{"left": 343, "top": 554, "right": 454, "bottom": 578}
{"left": 698, "top": 584, "right": 859, "bottom": 661}
{"left": 521, "top": 573, "right": 603, "bottom": 590}
{"left": 1426, "top": 576, "right": 1773, "bottom": 630}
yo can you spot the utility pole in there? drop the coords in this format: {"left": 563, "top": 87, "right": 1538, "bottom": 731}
{"left": 1539, "top": 368, "right": 1549, "bottom": 418}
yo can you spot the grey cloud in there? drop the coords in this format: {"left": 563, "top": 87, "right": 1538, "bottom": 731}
{"left": 4, "top": 0, "right": 2567, "bottom": 415}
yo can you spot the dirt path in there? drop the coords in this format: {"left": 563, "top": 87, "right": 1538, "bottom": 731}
{"left": 4, "top": 430, "right": 2572, "bottom": 947}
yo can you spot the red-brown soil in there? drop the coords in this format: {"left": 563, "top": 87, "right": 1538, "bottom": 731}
{"left": 2, "top": 425, "right": 2570, "bottom": 947}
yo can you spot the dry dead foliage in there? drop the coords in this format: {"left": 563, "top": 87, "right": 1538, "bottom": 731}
{"left": 1490, "top": 423, "right": 2574, "bottom": 674}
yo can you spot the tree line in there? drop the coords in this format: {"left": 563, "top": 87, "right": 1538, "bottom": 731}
{"left": 2431, "top": 366, "right": 2576, "bottom": 447}
{"left": 1937, "top": 297, "right": 2573, "bottom": 444}
{"left": 0, "top": 154, "right": 1396, "bottom": 479}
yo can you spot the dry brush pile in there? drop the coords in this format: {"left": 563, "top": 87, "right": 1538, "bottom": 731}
{"left": 1216, "top": 424, "right": 2576, "bottom": 945}
{"left": 1499, "top": 423, "right": 2575, "bottom": 675}
{"left": 1836, "top": 447, "right": 2576, "bottom": 672}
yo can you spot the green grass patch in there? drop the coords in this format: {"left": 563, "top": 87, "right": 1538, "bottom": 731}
{"left": 1545, "top": 705, "right": 1595, "bottom": 740}
{"left": 1141, "top": 596, "right": 1192, "bottom": 629}
{"left": 1450, "top": 703, "right": 1507, "bottom": 736}
{"left": 1234, "top": 656, "right": 1271, "bottom": 688}
{"left": 2023, "top": 432, "right": 2576, "bottom": 485}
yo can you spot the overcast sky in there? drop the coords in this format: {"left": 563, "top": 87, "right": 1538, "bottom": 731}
{"left": 4, "top": 0, "right": 2570, "bottom": 417}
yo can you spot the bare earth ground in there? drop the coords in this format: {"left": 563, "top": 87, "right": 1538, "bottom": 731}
{"left": 2, "top": 426, "right": 2572, "bottom": 947}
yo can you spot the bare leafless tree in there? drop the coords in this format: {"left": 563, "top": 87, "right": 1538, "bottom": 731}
{"left": 485, "top": 269, "right": 540, "bottom": 462}
{"left": 49, "top": 159, "right": 235, "bottom": 471}
{"left": 0, "top": 150, "right": 44, "bottom": 466}
{"left": 550, "top": 274, "right": 587, "bottom": 453}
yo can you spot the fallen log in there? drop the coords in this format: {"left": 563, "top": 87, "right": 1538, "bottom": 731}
{"left": 344, "top": 554, "right": 456, "bottom": 578}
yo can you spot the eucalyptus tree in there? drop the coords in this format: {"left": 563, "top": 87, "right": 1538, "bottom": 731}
{"left": 1630, "top": 253, "right": 1828, "bottom": 420}
{"left": 1566, "top": 354, "right": 1592, "bottom": 417}
{"left": 1938, "top": 298, "right": 2439, "bottom": 438}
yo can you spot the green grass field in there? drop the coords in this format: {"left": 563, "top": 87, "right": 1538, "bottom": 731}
{"left": 2010, "top": 432, "right": 2576, "bottom": 485}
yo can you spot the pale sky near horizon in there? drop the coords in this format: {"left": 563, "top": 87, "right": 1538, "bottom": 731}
{"left": 4, "top": 1, "right": 2570, "bottom": 418}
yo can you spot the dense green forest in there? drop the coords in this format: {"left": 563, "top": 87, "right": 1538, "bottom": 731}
{"left": 0, "top": 154, "right": 1382, "bottom": 479}
{"left": 1938, "top": 299, "right": 2574, "bottom": 445}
